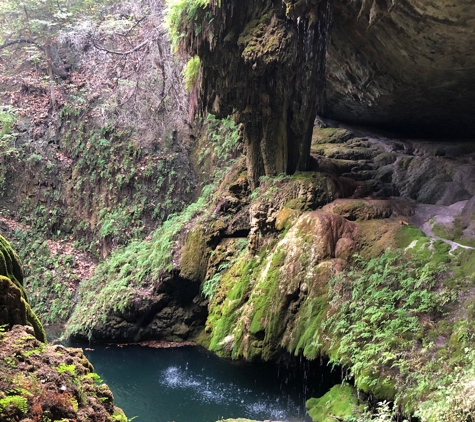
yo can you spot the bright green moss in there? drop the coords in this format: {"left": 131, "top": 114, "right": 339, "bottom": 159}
{"left": 183, "top": 55, "right": 201, "bottom": 91}
{"left": 248, "top": 250, "right": 285, "bottom": 335}
{"left": 356, "top": 370, "right": 397, "bottom": 400}
{"left": 394, "top": 226, "right": 427, "bottom": 248}
{"left": 206, "top": 246, "right": 288, "bottom": 360}
{"left": 24, "top": 302, "right": 47, "bottom": 343}
{"left": 207, "top": 252, "right": 255, "bottom": 354}
{"left": 291, "top": 295, "right": 327, "bottom": 359}
{"left": 0, "top": 395, "right": 28, "bottom": 415}
{"left": 306, "top": 384, "right": 363, "bottom": 422}
{"left": 164, "top": 0, "right": 212, "bottom": 50}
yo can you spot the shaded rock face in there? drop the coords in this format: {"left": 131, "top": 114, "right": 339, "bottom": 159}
{"left": 324, "top": 0, "right": 475, "bottom": 138}
{"left": 73, "top": 272, "right": 208, "bottom": 344}
{"left": 312, "top": 125, "right": 475, "bottom": 204}
{"left": 0, "top": 276, "right": 29, "bottom": 329}
{"left": 186, "top": 0, "right": 475, "bottom": 191}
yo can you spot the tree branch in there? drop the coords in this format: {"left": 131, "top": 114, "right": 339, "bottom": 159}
{"left": 92, "top": 39, "right": 150, "bottom": 56}
{"left": 0, "top": 38, "right": 44, "bottom": 51}
{"left": 123, "top": 15, "right": 148, "bottom": 38}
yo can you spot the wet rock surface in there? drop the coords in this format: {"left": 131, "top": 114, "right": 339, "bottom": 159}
{"left": 0, "top": 235, "right": 46, "bottom": 342}
{"left": 312, "top": 124, "right": 475, "bottom": 204}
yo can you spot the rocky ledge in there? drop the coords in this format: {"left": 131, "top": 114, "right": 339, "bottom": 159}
{"left": 0, "top": 234, "right": 127, "bottom": 422}
{"left": 0, "top": 325, "right": 127, "bottom": 422}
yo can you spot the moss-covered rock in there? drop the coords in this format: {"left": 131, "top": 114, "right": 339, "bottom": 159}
{"left": 323, "top": 199, "right": 391, "bottom": 221}
{"left": 206, "top": 211, "right": 359, "bottom": 360}
{"left": 311, "top": 127, "right": 354, "bottom": 145}
{"left": 306, "top": 384, "right": 363, "bottom": 422}
{"left": 180, "top": 225, "right": 210, "bottom": 283}
{"left": 0, "top": 325, "right": 126, "bottom": 421}
{"left": 0, "top": 235, "right": 24, "bottom": 293}
{"left": 0, "top": 235, "right": 46, "bottom": 342}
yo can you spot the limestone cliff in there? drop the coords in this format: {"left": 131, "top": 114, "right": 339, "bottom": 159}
{"left": 194, "top": 126, "right": 475, "bottom": 420}
{"left": 173, "top": 0, "right": 332, "bottom": 187}
{"left": 64, "top": 117, "right": 475, "bottom": 419}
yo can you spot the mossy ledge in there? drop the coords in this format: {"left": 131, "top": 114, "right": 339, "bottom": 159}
{"left": 306, "top": 384, "right": 364, "bottom": 422}
{"left": 0, "top": 234, "right": 46, "bottom": 342}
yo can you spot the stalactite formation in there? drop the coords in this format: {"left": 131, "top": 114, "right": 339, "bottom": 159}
{"left": 180, "top": 0, "right": 332, "bottom": 188}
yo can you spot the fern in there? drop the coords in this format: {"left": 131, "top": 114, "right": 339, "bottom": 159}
{"left": 183, "top": 55, "right": 200, "bottom": 91}
{"left": 0, "top": 395, "right": 28, "bottom": 414}
{"left": 324, "top": 250, "right": 448, "bottom": 403}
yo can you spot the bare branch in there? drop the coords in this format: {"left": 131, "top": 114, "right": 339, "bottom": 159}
{"left": 123, "top": 15, "right": 149, "bottom": 38}
{"left": 0, "top": 38, "right": 44, "bottom": 51}
{"left": 92, "top": 39, "right": 151, "bottom": 56}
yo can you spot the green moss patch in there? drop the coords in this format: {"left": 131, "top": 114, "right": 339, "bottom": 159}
{"left": 306, "top": 384, "right": 363, "bottom": 422}
{"left": 0, "top": 235, "right": 46, "bottom": 343}
{"left": 180, "top": 226, "right": 210, "bottom": 282}
{"left": 394, "top": 225, "right": 426, "bottom": 248}
{"left": 311, "top": 128, "right": 354, "bottom": 146}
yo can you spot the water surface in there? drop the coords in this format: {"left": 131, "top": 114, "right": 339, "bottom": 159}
{"left": 83, "top": 345, "right": 337, "bottom": 422}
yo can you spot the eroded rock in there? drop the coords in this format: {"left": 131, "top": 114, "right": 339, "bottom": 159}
{"left": 206, "top": 210, "right": 359, "bottom": 360}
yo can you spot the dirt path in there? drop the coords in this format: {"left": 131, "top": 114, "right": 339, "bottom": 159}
{"left": 410, "top": 200, "right": 475, "bottom": 251}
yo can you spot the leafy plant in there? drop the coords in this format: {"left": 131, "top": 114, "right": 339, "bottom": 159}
{"left": 324, "top": 251, "right": 447, "bottom": 395}
{"left": 65, "top": 111, "right": 243, "bottom": 338}
{"left": 202, "top": 262, "right": 229, "bottom": 298}
{"left": 202, "top": 238, "right": 248, "bottom": 298}
{"left": 196, "top": 113, "right": 242, "bottom": 188}
{"left": 81, "top": 372, "right": 103, "bottom": 385}
{"left": 56, "top": 363, "right": 76, "bottom": 375}
{"left": 183, "top": 55, "right": 200, "bottom": 91}
{"left": 0, "top": 395, "right": 28, "bottom": 414}
{"left": 164, "top": 0, "right": 212, "bottom": 51}
{"left": 65, "top": 182, "right": 216, "bottom": 339}
{"left": 346, "top": 401, "right": 403, "bottom": 422}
